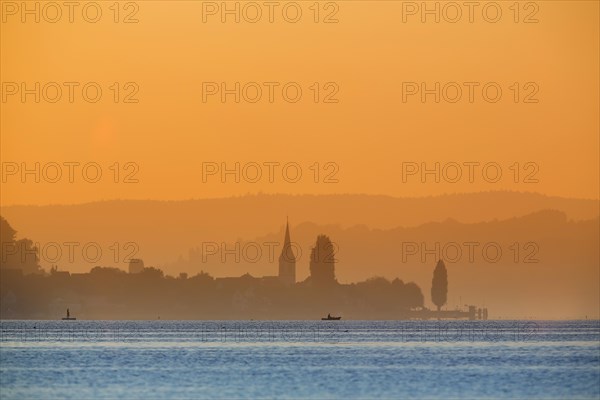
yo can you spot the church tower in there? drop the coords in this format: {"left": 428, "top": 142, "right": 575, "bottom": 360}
{"left": 278, "top": 218, "right": 296, "bottom": 285}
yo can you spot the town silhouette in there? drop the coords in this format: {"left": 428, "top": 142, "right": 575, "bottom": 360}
{"left": 0, "top": 216, "right": 491, "bottom": 320}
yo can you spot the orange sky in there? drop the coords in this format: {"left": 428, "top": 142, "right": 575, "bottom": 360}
{"left": 1, "top": 0, "right": 599, "bottom": 205}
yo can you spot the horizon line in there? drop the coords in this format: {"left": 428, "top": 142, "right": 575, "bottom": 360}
{"left": 2, "top": 189, "right": 599, "bottom": 208}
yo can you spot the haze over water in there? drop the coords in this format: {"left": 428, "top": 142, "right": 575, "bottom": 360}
{"left": 1, "top": 320, "right": 599, "bottom": 399}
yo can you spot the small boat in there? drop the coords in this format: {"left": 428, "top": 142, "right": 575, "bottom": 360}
{"left": 61, "top": 308, "right": 76, "bottom": 321}
{"left": 321, "top": 314, "right": 341, "bottom": 321}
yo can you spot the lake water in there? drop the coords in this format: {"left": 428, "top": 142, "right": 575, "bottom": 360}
{"left": 1, "top": 320, "right": 599, "bottom": 399}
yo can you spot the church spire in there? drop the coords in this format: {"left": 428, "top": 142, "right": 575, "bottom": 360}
{"left": 279, "top": 218, "right": 296, "bottom": 285}
{"left": 284, "top": 216, "right": 291, "bottom": 247}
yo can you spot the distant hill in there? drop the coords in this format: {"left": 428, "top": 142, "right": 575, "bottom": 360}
{"left": 3, "top": 192, "right": 598, "bottom": 230}
{"left": 1, "top": 191, "right": 597, "bottom": 265}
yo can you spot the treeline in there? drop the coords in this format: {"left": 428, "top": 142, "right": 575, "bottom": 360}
{"left": 1, "top": 266, "right": 423, "bottom": 320}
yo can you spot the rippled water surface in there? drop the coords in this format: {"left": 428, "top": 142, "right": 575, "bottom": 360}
{"left": 1, "top": 320, "right": 599, "bottom": 399}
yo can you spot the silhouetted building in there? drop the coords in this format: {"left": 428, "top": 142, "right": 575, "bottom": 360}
{"left": 261, "top": 276, "right": 279, "bottom": 285}
{"left": 278, "top": 219, "right": 296, "bottom": 286}
{"left": 128, "top": 258, "right": 145, "bottom": 274}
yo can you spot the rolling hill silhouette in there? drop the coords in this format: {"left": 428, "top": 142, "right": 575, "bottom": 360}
{"left": 1, "top": 191, "right": 597, "bottom": 267}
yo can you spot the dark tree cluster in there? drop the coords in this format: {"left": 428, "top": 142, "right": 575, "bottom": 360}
{"left": 0, "top": 217, "right": 426, "bottom": 320}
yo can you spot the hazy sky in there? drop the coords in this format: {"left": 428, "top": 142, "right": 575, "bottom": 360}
{"left": 1, "top": 1, "right": 598, "bottom": 205}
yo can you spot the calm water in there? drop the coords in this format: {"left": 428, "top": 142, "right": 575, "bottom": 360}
{"left": 1, "top": 320, "right": 599, "bottom": 399}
